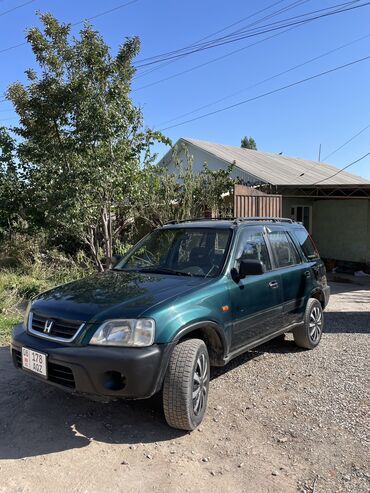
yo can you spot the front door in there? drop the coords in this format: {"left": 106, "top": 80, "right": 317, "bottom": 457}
{"left": 229, "top": 226, "right": 283, "bottom": 350}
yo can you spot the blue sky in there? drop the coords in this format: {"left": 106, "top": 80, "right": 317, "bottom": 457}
{"left": 0, "top": 0, "right": 369, "bottom": 179}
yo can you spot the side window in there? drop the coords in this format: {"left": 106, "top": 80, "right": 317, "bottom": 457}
{"left": 268, "top": 231, "right": 301, "bottom": 268}
{"left": 292, "top": 228, "right": 319, "bottom": 260}
{"left": 236, "top": 230, "right": 271, "bottom": 271}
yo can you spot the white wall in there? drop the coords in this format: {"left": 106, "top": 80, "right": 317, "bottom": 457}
{"left": 159, "top": 140, "right": 261, "bottom": 185}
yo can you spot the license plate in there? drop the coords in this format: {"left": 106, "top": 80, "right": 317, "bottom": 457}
{"left": 22, "top": 347, "right": 47, "bottom": 377}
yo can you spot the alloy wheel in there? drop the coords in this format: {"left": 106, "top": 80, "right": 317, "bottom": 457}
{"left": 309, "top": 305, "right": 323, "bottom": 343}
{"left": 192, "top": 353, "right": 208, "bottom": 415}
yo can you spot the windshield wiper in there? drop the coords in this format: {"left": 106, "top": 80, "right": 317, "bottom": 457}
{"left": 138, "top": 267, "right": 193, "bottom": 277}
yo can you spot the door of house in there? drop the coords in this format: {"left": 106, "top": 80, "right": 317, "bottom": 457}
{"left": 291, "top": 205, "right": 312, "bottom": 233}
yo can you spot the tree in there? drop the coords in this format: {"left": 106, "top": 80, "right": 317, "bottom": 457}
{"left": 136, "top": 143, "right": 235, "bottom": 227}
{"left": 0, "top": 127, "right": 23, "bottom": 238}
{"left": 7, "top": 13, "right": 170, "bottom": 270}
{"left": 241, "top": 135, "right": 257, "bottom": 150}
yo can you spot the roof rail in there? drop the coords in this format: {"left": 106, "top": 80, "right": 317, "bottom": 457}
{"left": 164, "top": 217, "right": 235, "bottom": 225}
{"left": 164, "top": 216, "right": 295, "bottom": 226}
{"left": 236, "top": 217, "right": 294, "bottom": 224}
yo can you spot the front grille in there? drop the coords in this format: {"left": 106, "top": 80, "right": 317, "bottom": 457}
{"left": 13, "top": 349, "right": 76, "bottom": 389}
{"left": 30, "top": 312, "right": 83, "bottom": 340}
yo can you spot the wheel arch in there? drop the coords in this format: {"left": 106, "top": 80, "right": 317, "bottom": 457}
{"left": 173, "top": 321, "right": 227, "bottom": 367}
{"left": 310, "top": 288, "right": 326, "bottom": 308}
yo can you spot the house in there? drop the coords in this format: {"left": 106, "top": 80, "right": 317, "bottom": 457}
{"left": 158, "top": 138, "right": 370, "bottom": 268}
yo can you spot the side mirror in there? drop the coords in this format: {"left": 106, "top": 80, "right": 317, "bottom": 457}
{"left": 239, "top": 259, "right": 266, "bottom": 279}
{"left": 111, "top": 254, "right": 123, "bottom": 268}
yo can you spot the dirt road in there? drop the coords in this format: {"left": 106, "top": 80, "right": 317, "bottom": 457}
{"left": 0, "top": 280, "right": 369, "bottom": 493}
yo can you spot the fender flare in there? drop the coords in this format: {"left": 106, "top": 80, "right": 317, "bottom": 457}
{"left": 153, "top": 321, "right": 228, "bottom": 393}
{"left": 172, "top": 320, "right": 228, "bottom": 362}
{"left": 309, "top": 287, "right": 326, "bottom": 307}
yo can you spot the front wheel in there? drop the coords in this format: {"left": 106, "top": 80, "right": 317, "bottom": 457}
{"left": 293, "top": 298, "right": 324, "bottom": 349}
{"left": 163, "top": 339, "right": 210, "bottom": 431}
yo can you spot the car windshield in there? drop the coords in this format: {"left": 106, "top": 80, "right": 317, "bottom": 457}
{"left": 115, "top": 227, "right": 232, "bottom": 277}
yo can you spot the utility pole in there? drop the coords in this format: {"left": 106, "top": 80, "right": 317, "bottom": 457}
{"left": 318, "top": 143, "right": 322, "bottom": 162}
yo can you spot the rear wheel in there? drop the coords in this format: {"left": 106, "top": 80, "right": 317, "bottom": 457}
{"left": 163, "top": 339, "right": 210, "bottom": 431}
{"left": 293, "top": 298, "right": 324, "bottom": 349}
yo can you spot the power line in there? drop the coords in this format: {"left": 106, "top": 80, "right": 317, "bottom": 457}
{"left": 135, "top": 0, "right": 308, "bottom": 80}
{"left": 0, "top": 41, "right": 26, "bottom": 56}
{"left": 187, "top": 0, "right": 349, "bottom": 51}
{"left": 0, "top": 0, "right": 140, "bottom": 57}
{"left": 134, "top": 0, "right": 312, "bottom": 89}
{"left": 135, "top": 0, "right": 285, "bottom": 79}
{"left": 133, "top": 25, "right": 298, "bottom": 91}
{"left": 322, "top": 123, "right": 370, "bottom": 161}
{"left": 134, "top": 1, "right": 367, "bottom": 68}
{"left": 138, "top": 1, "right": 366, "bottom": 67}
{"left": 159, "top": 54, "right": 370, "bottom": 131}
{"left": 0, "top": 0, "right": 36, "bottom": 18}
{"left": 313, "top": 150, "right": 370, "bottom": 184}
{"left": 157, "top": 32, "right": 370, "bottom": 126}
{"left": 71, "top": 0, "right": 139, "bottom": 26}
{"left": 136, "top": 0, "right": 341, "bottom": 64}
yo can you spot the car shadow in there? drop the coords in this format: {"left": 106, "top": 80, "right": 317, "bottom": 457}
{"left": 0, "top": 338, "right": 295, "bottom": 460}
{"left": 324, "top": 311, "right": 370, "bottom": 334}
{"left": 0, "top": 346, "right": 185, "bottom": 460}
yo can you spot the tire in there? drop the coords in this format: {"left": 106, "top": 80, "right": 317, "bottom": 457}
{"left": 163, "top": 339, "right": 210, "bottom": 431}
{"left": 293, "top": 298, "right": 324, "bottom": 349}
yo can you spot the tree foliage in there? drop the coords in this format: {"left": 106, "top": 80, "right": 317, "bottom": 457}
{"left": 241, "top": 135, "right": 257, "bottom": 150}
{"left": 0, "top": 127, "right": 23, "bottom": 237}
{"left": 7, "top": 13, "right": 170, "bottom": 269}
{"left": 3, "top": 13, "right": 235, "bottom": 270}
{"left": 136, "top": 144, "right": 235, "bottom": 228}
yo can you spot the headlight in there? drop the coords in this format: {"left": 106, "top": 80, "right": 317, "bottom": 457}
{"left": 89, "top": 319, "right": 155, "bottom": 347}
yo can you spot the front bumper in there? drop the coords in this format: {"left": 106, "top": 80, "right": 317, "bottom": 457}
{"left": 11, "top": 324, "right": 172, "bottom": 400}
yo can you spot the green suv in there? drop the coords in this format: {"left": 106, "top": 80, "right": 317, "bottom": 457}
{"left": 11, "top": 218, "right": 330, "bottom": 430}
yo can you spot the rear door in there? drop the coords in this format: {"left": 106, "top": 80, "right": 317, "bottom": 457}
{"left": 229, "top": 226, "right": 283, "bottom": 349}
{"left": 266, "top": 227, "right": 313, "bottom": 325}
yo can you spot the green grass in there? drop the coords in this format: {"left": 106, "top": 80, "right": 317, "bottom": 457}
{"left": 0, "top": 240, "right": 97, "bottom": 345}
{"left": 0, "top": 260, "right": 94, "bottom": 345}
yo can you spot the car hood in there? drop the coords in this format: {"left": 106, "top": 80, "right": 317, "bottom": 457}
{"left": 31, "top": 270, "right": 211, "bottom": 323}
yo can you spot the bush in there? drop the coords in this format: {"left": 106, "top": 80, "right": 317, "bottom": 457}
{"left": 0, "top": 235, "right": 95, "bottom": 344}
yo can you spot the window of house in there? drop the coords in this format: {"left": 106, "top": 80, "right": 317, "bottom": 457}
{"left": 267, "top": 231, "right": 301, "bottom": 268}
{"left": 291, "top": 205, "right": 312, "bottom": 233}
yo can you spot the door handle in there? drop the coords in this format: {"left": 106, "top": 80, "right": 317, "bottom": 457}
{"left": 269, "top": 280, "right": 279, "bottom": 289}
{"left": 304, "top": 271, "right": 311, "bottom": 278}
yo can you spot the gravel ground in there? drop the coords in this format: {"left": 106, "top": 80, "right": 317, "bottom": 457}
{"left": 0, "top": 279, "right": 369, "bottom": 493}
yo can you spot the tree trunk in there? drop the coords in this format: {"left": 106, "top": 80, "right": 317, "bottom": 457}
{"left": 101, "top": 206, "right": 112, "bottom": 270}
{"left": 85, "top": 226, "right": 104, "bottom": 272}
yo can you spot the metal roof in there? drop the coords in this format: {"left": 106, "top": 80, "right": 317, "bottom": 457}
{"left": 182, "top": 138, "right": 370, "bottom": 186}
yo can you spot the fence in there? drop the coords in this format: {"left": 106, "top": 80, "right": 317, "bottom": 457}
{"left": 233, "top": 184, "right": 282, "bottom": 218}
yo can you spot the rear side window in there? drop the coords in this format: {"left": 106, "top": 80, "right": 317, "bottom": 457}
{"left": 236, "top": 230, "right": 271, "bottom": 271}
{"left": 292, "top": 229, "right": 319, "bottom": 260}
{"left": 268, "top": 231, "right": 301, "bottom": 268}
